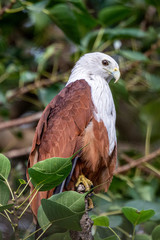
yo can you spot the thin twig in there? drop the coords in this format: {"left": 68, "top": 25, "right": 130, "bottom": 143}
{"left": 115, "top": 148, "right": 160, "bottom": 174}
{"left": 0, "top": 0, "right": 16, "bottom": 16}
{"left": 121, "top": 153, "right": 160, "bottom": 178}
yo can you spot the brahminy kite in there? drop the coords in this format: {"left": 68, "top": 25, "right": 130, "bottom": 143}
{"left": 27, "top": 52, "right": 120, "bottom": 218}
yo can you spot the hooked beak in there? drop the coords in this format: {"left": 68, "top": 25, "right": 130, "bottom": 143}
{"left": 111, "top": 67, "right": 120, "bottom": 83}
{"left": 111, "top": 68, "right": 120, "bottom": 83}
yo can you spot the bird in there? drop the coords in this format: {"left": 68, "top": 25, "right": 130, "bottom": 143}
{"left": 27, "top": 52, "right": 120, "bottom": 219}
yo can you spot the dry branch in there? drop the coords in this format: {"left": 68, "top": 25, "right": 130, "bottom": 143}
{"left": 114, "top": 148, "right": 160, "bottom": 175}
{"left": 121, "top": 153, "right": 160, "bottom": 178}
{"left": 0, "top": 112, "right": 42, "bottom": 131}
{"left": 6, "top": 77, "right": 65, "bottom": 101}
{"left": 4, "top": 147, "right": 31, "bottom": 159}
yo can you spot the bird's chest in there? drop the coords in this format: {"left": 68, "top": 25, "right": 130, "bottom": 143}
{"left": 89, "top": 79, "right": 116, "bottom": 155}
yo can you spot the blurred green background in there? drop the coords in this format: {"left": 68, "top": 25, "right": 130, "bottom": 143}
{"left": 0, "top": 0, "right": 160, "bottom": 239}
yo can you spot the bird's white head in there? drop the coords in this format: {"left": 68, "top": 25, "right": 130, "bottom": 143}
{"left": 68, "top": 52, "right": 120, "bottom": 84}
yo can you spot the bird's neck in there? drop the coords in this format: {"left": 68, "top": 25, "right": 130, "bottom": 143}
{"left": 67, "top": 66, "right": 91, "bottom": 85}
{"left": 88, "top": 75, "right": 117, "bottom": 155}
{"left": 67, "top": 69, "right": 116, "bottom": 155}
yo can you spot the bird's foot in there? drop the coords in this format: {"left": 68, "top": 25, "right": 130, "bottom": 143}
{"left": 87, "top": 197, "right": 94, "bottom": 210}
{"left": 75, "top": 174, "right": 94, "bottom": 209}
{"left": 75, "top": 174, "right": 93, "bottom": 192}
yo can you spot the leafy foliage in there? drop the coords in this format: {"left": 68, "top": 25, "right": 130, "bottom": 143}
{"left": 0, "top": 154, "right": 11, "bottom": 180}
{"left": 28, "top": 155, "right": 73, "bottom": 191}
{"left": 39, "top": 191, "right": 85, "bottom": 231}
{"left": 0, "top": 0, "right": 160, "bottom": 239}
{"left": 122, "top": 207, "right": 155, "bottom": 225}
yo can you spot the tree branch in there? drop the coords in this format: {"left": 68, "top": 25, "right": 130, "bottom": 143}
{"left": 0, "top": 112, "right": 42, "bottom": 131}
{"left": 121, "top": 153, "right": 160, "bottom": 178}
{"left": 70, "top": 184, "right": 93, "bottom": 240}
{"left": 115, "top": 148, "right": 160, "bottom": 175}
{"left": 4, "top": 147, "right": 31, "bottom": 159}
{"left": 6, "top": 77, "right": 65, "bottom": 102}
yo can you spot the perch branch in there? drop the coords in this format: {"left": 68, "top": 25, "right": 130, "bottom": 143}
{"left": 115, "top": 148, "right": 160, "bottom": 175}
{"left": 0, "top": 112, "right": 42, "bottom": 131}
{"left": 70, "top": 184, "right": 93, "bottom": 240}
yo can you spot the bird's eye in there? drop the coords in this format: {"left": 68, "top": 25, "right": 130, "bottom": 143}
{"left": 102, "top": 59, "right": 109, "bottom": 66}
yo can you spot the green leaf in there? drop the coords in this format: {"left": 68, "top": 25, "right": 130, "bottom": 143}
{"left": 0, "top": 180, "right": 10, "bottom": 205}
{"left": 110, "top": 79, "right": 128, "bottom": 109}
{"left": 99, "top": 5, "right": 132, "bottom": 26}
{"left": 0, "top": 203, "right": 14, "bottom": 212}
{"left": 27, "top": 0, "right": 49, "bottom": 12}
{"left": 6, "top": 64, "right": 18, "bottom": 74}
{"left": 0, "top": 92, "right": 6, "bottom": 105}
{"left": 135, "top": 234, "right": 151, "bottom": 240}
{"left": 37, "top": 44, "right": 56, "bottom": 73}
{"left": 125, "top": 200, "right": 160, "bottom": 221}
{"left": 0, "top": 154, "right": 11, "bottom": 180}
{"left": 68, "top": 0, "right": 88, "bottom": 13}
{"left": 119, "top": 50, "right": 149, "bottom": 62}
{"left": 140, "top": 99, "right": 160, "bottom": 124}
{"left": 38, "top": 191, "right": 85, "bottom": 231}
{"left": 152, "top": 225, "right": 160, "bottom": 240}
{"left": 49, "top": 4, "right": 80, "bottom": 44}
{"left": 122, "top": 207, "right": 155, "bottom": 225}
{"left": 105, "top": 28, "right": 148, "bottom": 39}
{"left": 82, "top": 28, "right": 148, "bottom": 49}
{"left": 18, "top": 179, "right": 26, "bottom": 185}
{"left": 19, "top": 71, "right": 38, "bottom": 86}
{"left": 38, "top": 83, "right": 64, "bottom": 106}
{"left": 92, "top": 215, "right": 109, "bottom": 227}
{"left": 144, "top": 73, "right": 160, "bottom": 91}
{"left": 44, "top": 231, "right": 71, "bottom": 240}
{"left": 28, "top": 155, "right": 73, "bottom": 191}
{"left": 109, "top": 215, "right": 123, "bottom": 228}
{"left": 70, "top": 0, "right": 97, "bottom": 32}
{"left": 38, "top": 203, "right": 66, "bottom": 233}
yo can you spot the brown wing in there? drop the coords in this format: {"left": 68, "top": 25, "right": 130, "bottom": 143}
{"left": 27, "top": 79, "right": 94, "bottom": 217}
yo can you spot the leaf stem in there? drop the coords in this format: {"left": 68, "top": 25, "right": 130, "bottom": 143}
{"left": 5, "top": 6, "right": 24, "bottom": 13}
{"left": 108, "top": 226, "right": 122, "bottom": 240}
{"left": 4, "top": 210, "right": 15, "bottom": 231}
{"left": 100, "top": 210, "right": 122, "bottom": 216}
{"left": 0, "top": 212, "right": 10, "bottom": 221}
{"left": 145, "top": 121, "right": 152, "bottom": 156}
{"left": 17, "top": 178, "right": 31, "bottom": 198}
{"left": 22, "top": 226, "right": 43, "bottom": 240}
{"left": 5, "top": 179, "right": 15, "bottom": 201}
{"left": 116, "top": 226, "right": 131, "bottom": 238}
{"left": 92, "top": 28, "right": 104, "bottom": 51}
{"left": 15, "top": 184, "right": 22, "bottom": 195}
{"left": 132, "top": 225, "right": 136, "bottom": 240}
{"left": 18, "top": 188, "right": 39, "bottom": 219}
{"left": 36, "top": 223, "right": 52, "bottom": 240}
{"left": 16, "top": 187, "right": 37, "bottom": 210}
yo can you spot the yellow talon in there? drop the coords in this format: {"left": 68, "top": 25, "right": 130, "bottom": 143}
{"left": 87, "top": 197, "right": 94, "bottom": 210}
{"left": 75, "top": 174, "right": 93, "bottom": 192}
{"left": 75, "top": 174, "right": 94, "bottom": 209}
